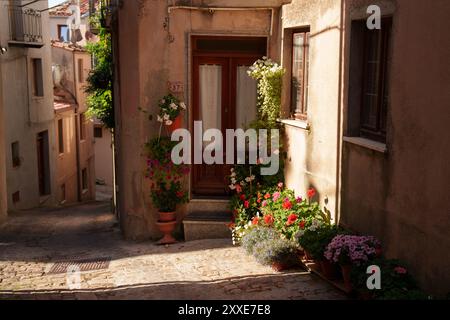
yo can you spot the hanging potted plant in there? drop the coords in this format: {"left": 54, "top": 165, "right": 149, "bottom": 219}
{"left": 145, "top": 137, "right": 189, "bottom": 244}
{"left": 157, "top": 93, "right": 186, "bottom": 134}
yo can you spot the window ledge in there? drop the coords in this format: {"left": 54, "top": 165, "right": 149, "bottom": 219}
{"left": 343, "top": 136, "right": 387, "bottom": 153}
{"left": 279, "top": 119, "right": 310, "bottom": 130}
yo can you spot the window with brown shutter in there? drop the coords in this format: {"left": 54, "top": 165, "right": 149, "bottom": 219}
{"left": 348, "top": 18, "right": 392, "bottom": 143}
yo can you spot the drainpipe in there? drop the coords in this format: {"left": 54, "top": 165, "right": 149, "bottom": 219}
{"left": 73, "top": 52, "right": 82, "bottom": 202}
{"left": 335, "top": 0, "right": 345, "bottom": 223}
{"left": 167, "top": 6, "right": 276, "bottom": 36}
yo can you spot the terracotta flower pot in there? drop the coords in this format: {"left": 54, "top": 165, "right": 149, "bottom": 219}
{"left": 167, "top": 114, "right": 183, "bottom": 133}
{"left": 303, "top": 250, "right": 313, "bottom": 261}
{"left": 271, "top": 262, "right": 290, "bottom": 272}
{"left": 158, "top": 211, "right": 176, "bottom": 222}
{"left": 320, "top": 259, "right": 340, "bottom": 280}
{"left": 340, "top": 264, "right": 353, "bottom": 292}
{"left": 156, "top": 221, "right": 177, "bottom": 245}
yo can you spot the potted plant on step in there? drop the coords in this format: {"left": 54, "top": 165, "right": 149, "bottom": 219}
{"left": 145, "top": 136, "right": 189, "bottom": 244}
{"left": 296, "top": 221, "right": 342, "bottom": 279}
{"left": 324, "top": 235, "right": 381, "bottom": 292}
{"left": 252, "top": 238, "right": 299, "bottom": 272}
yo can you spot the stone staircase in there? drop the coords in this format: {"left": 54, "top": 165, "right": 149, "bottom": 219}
{"left": 183, "top": 199, "right": 232, "bottom": 241}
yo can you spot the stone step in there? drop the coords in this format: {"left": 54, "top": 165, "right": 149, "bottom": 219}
{"left": 183, "top": 211, "right": 232, "bottom": 241}
{"left": 187, "top": 198, "right": 230, "bottom": 213}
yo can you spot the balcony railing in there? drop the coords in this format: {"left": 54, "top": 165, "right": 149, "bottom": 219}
{"left": 8, "top": 6, "right": 43, "bottom": 48}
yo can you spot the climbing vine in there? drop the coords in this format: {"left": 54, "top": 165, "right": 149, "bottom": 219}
{"left": 85, "top": 13, "right": 114, "bottom": 129}
{"left": 247, "top": 57, "right": 285, "bottom": 128}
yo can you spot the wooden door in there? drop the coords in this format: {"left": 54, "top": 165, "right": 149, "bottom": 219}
{"left": 192, "top": 56, "right": 259, "bottom": 197}
{"left": 192, "top": 56, "right": 230, "bottom": 196}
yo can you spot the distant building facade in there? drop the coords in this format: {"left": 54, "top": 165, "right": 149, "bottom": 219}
{"left": 0, "top": 0, "right": 57, "bottom": 213}
{"left": 52, "top": 42, "right": 96, "bottom": 204}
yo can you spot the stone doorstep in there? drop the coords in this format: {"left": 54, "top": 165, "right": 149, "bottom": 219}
{"left": 187, "top": 198, "right": 230, "bottom": 214}
{"left": 183, "top": 211, "right": 232, "bottom": 241}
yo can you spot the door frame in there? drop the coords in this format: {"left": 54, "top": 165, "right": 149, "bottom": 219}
{"left": 190, "top": 35, "right": 267, "bottom": 198}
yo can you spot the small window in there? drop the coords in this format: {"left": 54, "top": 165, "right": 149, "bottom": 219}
{"left": 78, "top": 59, "right": 84, "bottom": 83}
{"left": 348, "top": 18, "right": 392, "bottom": 143}
{"left": 58, "top": 24, "right": 69, "bottom": 42}
{"left": 12, "top": 191, "right": 20, "bottom": 204}
{"left": 32, "top": 58, "right": 44, "bottom": 97}
{"left": 291, "top": 29, "right": 310, "bottom": 120}
{"left": 61, "top": 184, "right": 66, "bottom": 203}
{"left": 94, "top": 126, "right": 103, "bottom": 138}
{"left": 82, "top": 168, "right": 88, "bottom": 191}
{"left": 11, "top": 141, "right": 20, "bottom": 167}
{"left": 58, "top": 119, "right": 64, "bottom": 154}
{"left": 79, "top": 113, "right": 86, "bottom": 141}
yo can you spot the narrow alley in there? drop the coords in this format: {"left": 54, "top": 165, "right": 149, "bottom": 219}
{"left": 0, "top": 202, "right": 344, "bottom": 300}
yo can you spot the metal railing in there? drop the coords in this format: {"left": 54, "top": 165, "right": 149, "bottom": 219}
{"left": 8, "top": 6, "right": 43, "bottom": 44}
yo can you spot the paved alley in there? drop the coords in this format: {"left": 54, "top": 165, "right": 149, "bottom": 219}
{"left": 0, "top": 202, "right": 345, "bottom": 300}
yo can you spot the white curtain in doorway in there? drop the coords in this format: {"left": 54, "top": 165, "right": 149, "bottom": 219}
{"left": 236, "top": 66, "right": 257, "bottom": 128}
{"left": 200, "top": 65, "right": 222, "bottom": 135}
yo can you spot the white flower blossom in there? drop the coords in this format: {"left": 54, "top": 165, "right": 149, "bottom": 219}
{"left": 165, "top": 120, "right": 173, "bottom": 126}
{"left": 229, "top": 184, "right": 236, "bottom": 190}
{"left": 240, "top": 181, "right": 246, "bottom": 186}
{"left": 231, "top": 178, "right": 237, "bottom": 184}
{"left": 157, "top": 115, "right": 163, "bottom": 122}
{"left": 180, "top": 102, "right": 187, "bottom": 110}
{"left": 170, "top": 103, "right": 177, "bottom": 110}
{"left": 163, "top": 114, "right": 170, "bottom": 121}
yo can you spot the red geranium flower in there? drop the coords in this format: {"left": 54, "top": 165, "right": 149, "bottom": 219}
{"left": 286, "top": 214, "right": 298, "bottom": 226}
{"left": 257, "top": 199, "right": 261, "bottom": 204}
{"left": 244, "top": 200, "right": 250, "bottom": 209}
{"left": 394, "top": 266, "right": 407, "bottom": 274}
{"left": 235, "top": 184, "right": 242, "bottom": 194}
{"left": 307, "top": 188, "right": 316, "bottom": 199}
{"left": 252, "top": 217, "right": 259, "bottom": 225}
{"left": 176, "top": 191, "right": 184, "bottom": 198}
{"left": 282, "top": 200, "right": 293, "bottom": 210}
{"left": 299, "top": 220, "right": 306, "bottom": 229}
{"left": 264, "top": 193, "right": 271, "bottom": 199}
{"left": 240, "top": 194, "right": 246, "bottom": 201}
{"left": 264, "top": 214, "right": 274, "bottom": 225}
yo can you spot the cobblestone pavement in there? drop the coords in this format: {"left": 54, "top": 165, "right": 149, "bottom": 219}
{"left": 0, "top": 202, "right": 346, "bottom": 300}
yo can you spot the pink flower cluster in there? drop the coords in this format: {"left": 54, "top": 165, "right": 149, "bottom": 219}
{"left": 324, "top": 235, "right": 381, "bottom": 266}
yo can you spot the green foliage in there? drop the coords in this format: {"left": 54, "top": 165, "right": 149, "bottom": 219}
{"left": 350, "top": 258, "right": 431, "bottom": 300}
{"left": 241, "top": 226, "right": 280, "bottom": 255}
{"left": 296, "top": 224, "right": 343, "bottom": 260}
{"left": 145, "top": 137, "right": 189, "bottom": 212}
{"left": 85, "top": 13, "right": 114, "bottom": 129}
{"left": 253, "top": 238, "right": 299, "bottom": 267}
{"left": 248, "top": 57, "right": 285, "bottom": 127}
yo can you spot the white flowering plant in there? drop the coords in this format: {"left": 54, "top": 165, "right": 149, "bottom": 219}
{"left": 247, "top": 56, "right": 285, "bottom": 127}
{"left": 157, "top": 93, "right": 186, "bottom": 126}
